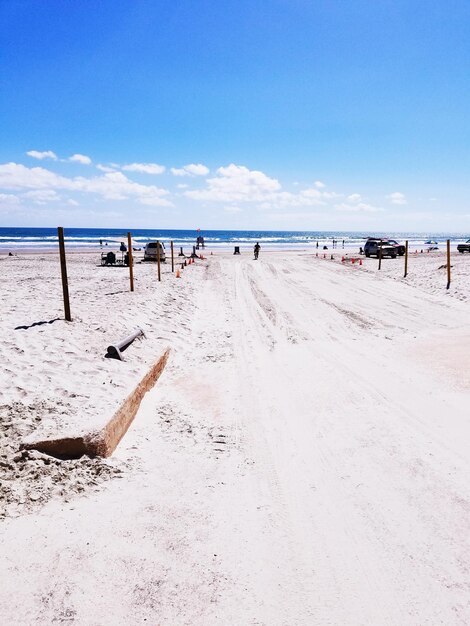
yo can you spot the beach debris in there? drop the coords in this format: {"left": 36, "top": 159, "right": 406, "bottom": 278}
{"left": 0, "top": 401, "right": 125, "bottom": 519}
{"left": 23, "top": 349, "right": 170, "bottom": 461}
{"left": 105, "top": 328, "right": 145, "bottom": 361}
{"left": 176, "top": 270, "right": 181, "bottom": 278}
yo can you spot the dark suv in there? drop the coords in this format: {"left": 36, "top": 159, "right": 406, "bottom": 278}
{"left": 387, "top": 239, "right": 406, "bottom": 256}
{"left": 364, "top": 239, "right": 397, "bottom": 259}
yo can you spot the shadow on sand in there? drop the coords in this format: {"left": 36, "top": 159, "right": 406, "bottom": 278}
{"left": 15, "top": 318, "right": 62, "bottom": 330}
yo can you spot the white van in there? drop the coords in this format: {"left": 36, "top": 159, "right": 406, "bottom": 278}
{"left": 143, "top": 241, "right": 166, "bottom": 262}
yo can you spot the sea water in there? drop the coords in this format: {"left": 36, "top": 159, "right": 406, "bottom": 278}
{"left": 0, "top": 227, "right": 467, "bottom": 251}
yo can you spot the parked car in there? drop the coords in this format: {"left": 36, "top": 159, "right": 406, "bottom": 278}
{"left": 457, "top": 239, "right": 470, "bottom": 253}
{"left": 144, "top": 241, "right": 166, "bottom": 262}
{"left": 387, "top": 239, "right": 406, "bottom": 256}
{"left": 364, "top": 238, "right": 397, "bottom": 259}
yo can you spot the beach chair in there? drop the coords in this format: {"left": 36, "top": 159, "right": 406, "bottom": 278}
{"left": 101, "top": 251, "right": 116, "bottom": 266}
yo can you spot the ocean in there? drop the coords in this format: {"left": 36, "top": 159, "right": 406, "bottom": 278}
{"left": 0, "top": 227, "right": 468, "bottom": 251}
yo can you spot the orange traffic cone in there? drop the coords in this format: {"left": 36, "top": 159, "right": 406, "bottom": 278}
{"left": 359, "top": 259, "right": 363, "bottom": 266}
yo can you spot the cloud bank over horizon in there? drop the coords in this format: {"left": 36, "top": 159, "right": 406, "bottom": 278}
{"left": 0, "top": 150, "right": 465, "bottom": 231}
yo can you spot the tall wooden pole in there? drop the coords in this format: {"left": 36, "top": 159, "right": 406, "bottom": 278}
{"left": 156, "top": 240, "right": 161, "bottom": 282}
{"left": 446, "top": 239, "right": 451, "bottom": 289}
{"left": 127, "top": 231, "right": 134, "bottom": 292}
{"left": 57, "top": 226, "right": 72, "bottom": 321}
{"left": 171, "top": 240, "right": 174, "bottom": 272}
{"left": 404, "top": 240, "right": 408, "bottom": 278}
{"left": 378, "top": 240, "right": 382, "bottom": 270}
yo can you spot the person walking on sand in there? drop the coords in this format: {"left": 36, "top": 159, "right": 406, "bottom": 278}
{"left": 254, "top": 242, "right": 260, "bottom": 260}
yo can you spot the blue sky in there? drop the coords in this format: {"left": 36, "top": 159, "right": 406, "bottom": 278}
{"left": 1, "top": 0, "right": 469, "bottom": 231}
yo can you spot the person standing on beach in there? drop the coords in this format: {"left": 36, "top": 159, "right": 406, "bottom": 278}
{"left": 254, "top": 242, "right": 260, "bottom": 260}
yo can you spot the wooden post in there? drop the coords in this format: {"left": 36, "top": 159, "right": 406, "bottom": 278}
{"left": 404, "top": 240, "right": 408, "bottom": 278}
{"left": 156, "top": 240, "right": 161, "bottom": 282}
{"left": 57, "top": 227, "right": 72, "bottom": 321}
{"left": 447, "top": 239, "right": 451, "bottom": 289}
{"left": 127, "top": 231, "right": 134, "bottom": 292}
{"left": 378, "top": 240, "right": 382, "bottom": 270}
{"left": 170, "top": 240, "right": 174, "bottom": 272}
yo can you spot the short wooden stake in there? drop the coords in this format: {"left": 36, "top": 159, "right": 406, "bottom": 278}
{"left": 127, "top": 231, "right": 134, "bottom": 292}
{"left": 57, "top": 226, "right": 72, "bottom": 321}
{"left": 404, "top": 240, "right": 408, "bottom": 278}
{"left": 157, "top": 240, "right": 161, "bottom": 282}
{"left": 171, "top": 240, "right": 174, "bottom": 272}
{"left": 378, "top": 240, "right": 382, "bottom": 270}
{"left": 447, "top": 239, "right": 451, "bottom": 289}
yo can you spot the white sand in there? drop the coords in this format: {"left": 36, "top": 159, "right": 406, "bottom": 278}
{"left": 1, "top": 248, "right": 470, "bottom": 624}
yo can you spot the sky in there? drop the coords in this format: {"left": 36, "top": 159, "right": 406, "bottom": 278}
{"left": 1, "top": 0, "right": 469, "bottom": 232}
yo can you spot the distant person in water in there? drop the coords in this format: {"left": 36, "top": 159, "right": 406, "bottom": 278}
{"left": 316, "top": 241, "right": 319, "bottom": 249}
{"left": 100, "top": 238, "right": 103, "bottom": 247}
{"left": 254, "top": 242, "right": 260, "bottom": 260}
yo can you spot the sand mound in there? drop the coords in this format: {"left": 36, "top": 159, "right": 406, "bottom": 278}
{"left": 0, "top": 401, "right": 125, "bottom": 519}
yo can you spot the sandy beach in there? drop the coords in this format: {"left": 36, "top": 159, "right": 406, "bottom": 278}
{"left": 1, "top": 247, "right": 470, "bottom": 624}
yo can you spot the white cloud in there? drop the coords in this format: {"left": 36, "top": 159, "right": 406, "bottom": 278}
{"left": 185, "top": 164, "right": 281, "bottom": 202}
{"left": 171, "top": 163, "right": 209, "bottom": 177}
{"left": 122, "top": 162, "right": 165, "bottom": 174}
{"left": 96, "top": 164, "right": 116, "bottom": 173}
{"left": 335, "top": 202, "right": 383, "bottom": 213}
{"left": 177, "top": 183, "right": 189, "bottom": 189}
{"left": 0, "top": 162, "right": 172, "bottom": 207}
{"left": 347, "top": 193, "right": 362, "bottom": 203}
{"left": 314, "top": 180, "right": 326, "bottom": 188}
{"left": 387, "top": 192, "right": 407, "bottom": 205}
{"left": 67, "top": 199, "right": 79, "bottom": 206}
{"left": 69, "top": 153, "right": 92, "bottom": 165}
{"left": 224, "top": 205, "right": 243, "bottom": 213}
{"left": 0, "top": 162, "right": 70, "bottom": 190}
{"left": 183, "top": 164, "right": 342, "bottom": 210}
{"left": 26, "top": 150, "right": 57, "bottom": 161}
{"left": 73, "top": 171, "right": 171, "bottom": 205}
{"left": 23, "top": 189, "right": 60, "bottom": 204}
{"left": 0, "top": 193, "right": 20, "bottom": 205}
